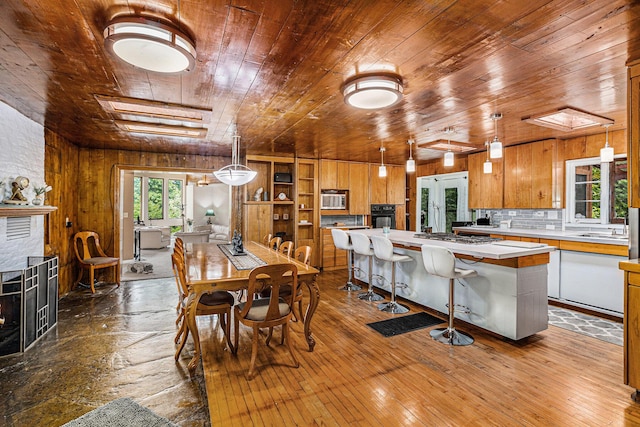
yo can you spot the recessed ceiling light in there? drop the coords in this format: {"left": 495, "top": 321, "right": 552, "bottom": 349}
{"left": 522, "top": 107, "right": 613, "bottom": 131}
{"left": 95, "top": 95, "right": 210, "bottom": 123}
{"left": 418, "top": 139, "right": 481, "bottom": 153}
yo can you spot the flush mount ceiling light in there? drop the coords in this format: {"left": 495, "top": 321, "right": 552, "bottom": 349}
{"left": 522, "top": 107, "right": 614, "bottom": 131}
{"left": 342, "top": 74, "right": 403, "bottom": 109}
{"left": 104, "top": 16, "right": 196, "bottom": 73}
{"left": 600, "top": 123, "right": 614, "bottom": 162}
{"left": 379, "top": 143, "right": 387, "bottom": 177}
{"left": 406, "top": 139, "right": 416, "bottom": 173}
{"left": 213, "top": 130, "right": 257, "bottom": 186}
{"left": 483, "top": 141, "right": 492, "bottom": 174}
{"left": 490, "top": 113, "right": 503, "bottom": 159}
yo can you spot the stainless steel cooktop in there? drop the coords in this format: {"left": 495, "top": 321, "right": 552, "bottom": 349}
{"left": 413, "top": 232, "right": 499, "bottom": 245}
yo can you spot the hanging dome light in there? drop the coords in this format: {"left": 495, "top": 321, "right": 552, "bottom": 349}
{"left": 213, "top": 130, "right": 257, "bottom": 186}
{"left": 343, "top": 74, "right": 403, "bottom": 109}
{"left": 600, "top": 123, "right": 614, "bottom": 162}
{"left": 406, "top": 139, "right": 416, "bottom": 173}
{"left": 104, "top": 16, "right": 196, "bottom": 73}
{"left": 490, "top": 113, "right": 503, "bottom": 159}
{"left": 443, "top": 137, "right": 454, "bottom": 167}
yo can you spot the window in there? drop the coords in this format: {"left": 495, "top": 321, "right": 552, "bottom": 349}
{"left": 133, "top": 176, "right": 142, "bottom": 222}
{"left": 147, "top": 178, "right": 164, "bottom": 220}
{"left": 168, "top": 179, "right": 183, "bottom": 219}
{"left": 566, "top": 156, "right": 628, "bottom": 224}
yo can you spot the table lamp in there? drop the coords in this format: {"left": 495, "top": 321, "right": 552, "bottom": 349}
{"left": 205, "top": 209, "right": 215, "bottom": 224}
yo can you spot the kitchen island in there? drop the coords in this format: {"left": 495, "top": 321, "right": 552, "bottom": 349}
{"left": 347, "top": 229, "right": 556, "bottom": 340}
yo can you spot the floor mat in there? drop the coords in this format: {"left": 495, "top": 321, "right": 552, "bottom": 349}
{"left": 548, "top": 306, "right": 623, "bottom": 346}
{"left": 367, "top": 312, "right": 444, "bottom": 337}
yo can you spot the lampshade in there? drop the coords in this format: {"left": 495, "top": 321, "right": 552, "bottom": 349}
{"left": 490, "top": 137, "right": 503, "bottom": 159}
{"left": 600, "top": 124, "right": 614, "bottom": 162}
{"left": 205, "top": 209, "right": 215, "bottom": 217}
{"left": 213, "top": 131, "right": 257, "bottom": 186}
{"left": 378, "top": 145, "right": 387, "bottom": 177}
{"left": 343, "top": 74, "right": 403, "bottom": 109}
{"left": 444, "top": 150, "right": 454, "bottom": 167}
{"left": 483, "top": 160, "right": 493, "bottom": 174}
{"left": 406, "top": 139, "right": 416, "bottom": 173}
{"left": 104, "top": 17, "right": 196, "bottom": 73}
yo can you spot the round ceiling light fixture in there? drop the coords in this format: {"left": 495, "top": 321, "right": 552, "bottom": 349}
{"left": 342, "top": 74, "right": 403, "bottom": 109}
{"left": 104, "top": 16, "right": 196, "bottom": 73}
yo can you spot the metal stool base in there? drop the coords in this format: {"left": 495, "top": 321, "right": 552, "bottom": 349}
{"left": 377, "top": 301, "right": 409, "bottom": 314}
{"left": 430, "top": 327, "right": 474, "bottom": 346}
{"left": 357, "top": 291, "right": 384, "bottom": 301}
{"left": 339, "top": 281, "right": 362, "bottom": 291}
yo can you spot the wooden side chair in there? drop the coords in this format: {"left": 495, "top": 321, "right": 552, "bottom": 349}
{"left": 278, "top": 240, "right": 294, "bottom": 257}
{"left": 262, "top": 233, "right": 272, "bottom": 246}
{"left": 172, "top": 238, "right": 186, "bottom": 330}
{"left": 234, "top": 263, "right": 300, "bottom": 380}
{"left": 73, "top": 231, "right": 120, "bottom": 293}
{"left": 268, "top": 236, "right": 282, "bottom": 250}
{"left": 294, "top": 245, "right": 312, "bottom": 266}
{"left": 172, "top": 252, "right": 235, "bottom": 360}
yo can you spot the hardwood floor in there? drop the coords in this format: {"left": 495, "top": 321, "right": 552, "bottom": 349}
{"left": 198, "top": 269, "right": 640, "bottom": 426}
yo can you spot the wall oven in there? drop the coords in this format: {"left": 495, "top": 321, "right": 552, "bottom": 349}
{"left": 371, "top": 204, "right": 396, "bottom": 229}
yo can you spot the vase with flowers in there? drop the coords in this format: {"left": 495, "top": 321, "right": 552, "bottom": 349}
{"left": 186, "top": 218, "right": 193, "bottom": 232}
{"left": 33, "top": 183, "right": 52, "bottom": 205}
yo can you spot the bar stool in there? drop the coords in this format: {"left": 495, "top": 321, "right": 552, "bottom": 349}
{"left": 350, "top": 232, "right": 384, "bottom": 302}
{"left": 421, "top": 244, "right": 477, "bottom": 346}
{"left": 371, "top": 235, "right": 411, "bottom": 313}
{"left": 331, "top": 228, "right": 361, "bottom": 291}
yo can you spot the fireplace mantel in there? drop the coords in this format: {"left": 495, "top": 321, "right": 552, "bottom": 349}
{"left": 0, "top": 205, "right": 57, "bottom": 217}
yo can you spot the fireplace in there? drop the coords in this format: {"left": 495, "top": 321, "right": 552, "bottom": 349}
{"left": 0, "top": 256, "right": 58, "bottom": 357}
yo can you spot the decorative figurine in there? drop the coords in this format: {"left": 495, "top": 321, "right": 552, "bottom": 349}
{"left": 253, "top": 186, "right": 264, "bottom": 201}
{"left": 4, "top": 176, "right": 30, "bottom": 205}
{"left": 231, "top": 230, "right": 246, "bottom": 256}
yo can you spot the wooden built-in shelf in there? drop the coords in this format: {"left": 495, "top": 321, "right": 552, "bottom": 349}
{"left": 0, "top": 205, "right": 58, "bottom": 217}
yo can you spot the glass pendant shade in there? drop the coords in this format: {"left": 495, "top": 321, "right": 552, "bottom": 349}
{"left": 490, "top": 137, "right": 502, "bottom": 159}
{"left": 483, "top": 160, "right": 493, "bottom": 174}
{"left": 600, "top": 145, "right": 614, "bottom": 162}
{"left": 444, "top": 150, "right": 454, "bottom": 167}
{"left": 406, "top": 159, "right": 415, "bottom": 173}
{"left": 378, "top": 164, "right": 387, "bottom": 177}
{"left": 213, "top": 131, "right": 257, "bottom": 186}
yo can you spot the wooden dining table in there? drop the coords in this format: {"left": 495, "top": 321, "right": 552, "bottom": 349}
{"left": 183, "top": 241, "right": 320, "bottom": 371}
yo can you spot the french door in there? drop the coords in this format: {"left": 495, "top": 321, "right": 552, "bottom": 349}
{"left": 417, "top": 172, "right": 470, "bottom": 233}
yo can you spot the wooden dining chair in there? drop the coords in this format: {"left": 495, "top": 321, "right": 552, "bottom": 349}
{"left": 172, "top": 238, "right": 186, "bottom": 330}
{"left": 73, "top": 231, "right": 120, "bottom": 293}
{"left": 287, "top": 245, "right": 312, "bottom": 323}
{"left": 268, "top": 236, "right": 282, "bottom": 250}
{"left": 234, "top": 263, "right": 300, "bottom": 380}
{"left": 262, "top": 233, "right": 272, "bottom": 246}
{"left": 172, "top": 252, "right": 235, "bottom": 360}
{"left": 294, "top": 245, "right": 312, "bottom": 266}
{"left": 278, "top": 240, "right": 294, "bottom": 256}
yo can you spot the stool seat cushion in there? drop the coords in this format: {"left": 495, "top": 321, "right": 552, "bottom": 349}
{"left": 453, "top": 268, "right": 477, "bottom": 279}
{"left": 390, "top": 253, "right": 412, "bottom": 263}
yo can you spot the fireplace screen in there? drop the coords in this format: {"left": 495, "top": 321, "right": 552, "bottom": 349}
{"left": 0, "top": 256, "right": 58, "bottom": 357}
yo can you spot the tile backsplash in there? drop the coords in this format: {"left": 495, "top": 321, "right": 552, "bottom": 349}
{"left": 476, "top": 209, "right": 564, "bottom": 230}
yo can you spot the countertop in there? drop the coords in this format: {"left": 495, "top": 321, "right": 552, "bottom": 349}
{"left": 348, "top": 228, "right": 554, "bottom": 260}
{"left": 322, "top": 225, "right": 370, "bottom": 229}
{"left": 453, "top": 226, "right": 629, "bottom": 246}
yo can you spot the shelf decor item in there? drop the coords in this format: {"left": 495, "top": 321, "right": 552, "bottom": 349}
{"left": 4, "top": 176, "right": 30, "bottom": 205}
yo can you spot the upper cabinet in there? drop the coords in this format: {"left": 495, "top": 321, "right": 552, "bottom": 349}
{"left": 468, "top": 151, "right": 503, "bottom": 209}
{"left": 503, "top": 139, "right": 559, "bottom": 209}
{"left": 370, "top": 164, "right": 405, "bottom": 205}
{"left": 320, "top": 160, "right": 349, "bottom": 189}
{"left": 348, "top": 162, "right": 370, "bottom": 215}
{"left": 629, "top": 59, "right": 640, "bottom": 208}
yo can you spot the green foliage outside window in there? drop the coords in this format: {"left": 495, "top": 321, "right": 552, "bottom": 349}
{"left": 133, "top": 176, "right": 141, "bottom": 222}
{"left": 168, "top": 179, "right": 183, "bottom": 219}
{"left": 148, "top": 178, "right": 164, "bottom": 220}
{"left": 445, "top": 188, "right": 457, "bottom": 233}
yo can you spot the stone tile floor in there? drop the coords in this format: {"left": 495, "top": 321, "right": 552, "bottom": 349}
{"left": 548, "top": 305, "right": 623, "bottom": 346}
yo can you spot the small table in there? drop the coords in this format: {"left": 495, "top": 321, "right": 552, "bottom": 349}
{"left": 183, "top": 241, "right": 320, "bottom": 371}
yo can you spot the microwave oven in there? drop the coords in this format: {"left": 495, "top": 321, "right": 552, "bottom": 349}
{"left": 321, "top": 191, "right": 348, "bottom": 210}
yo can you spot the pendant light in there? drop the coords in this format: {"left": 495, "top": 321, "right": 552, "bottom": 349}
{"left": 443, "top": 138, "right": 454, "bottom": 167}
{"left": 406, "top": 139, "right": 416, "bottom": 173}
{"left": 600, "top": 123, "right": 614, "bottom": 162}
{"left": 483, "top": 141, "right": 492, "bottom": 174}
{"left": 379, "top": 143, "right": 387, "bottom": 177}
{"left": 490, "top": 113, "right": 503, "bottom": 159}
{"left": 213, "top": 128, "right": 257, "bottom": 186}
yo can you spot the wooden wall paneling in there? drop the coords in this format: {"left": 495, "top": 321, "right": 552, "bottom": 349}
{"left": 555, "top": 138, "right": 566, "bottom": 208}
{"left": 517, "top": 143, "right": 533, "bottom": 208}
{"left": 489, "top": 157, "right": 505, "bottom": 208}
{"left": 503, "top": 146, "right": 518, "bottom": 208}
{"left": 562, "top": 135, "right": 587, "bottom": 161}
{"left": 531, "top": 139, "right": 554, "bottom": 208}
{"left": 630, "top": 60, "right": 640, "bottom": 207}
{"left": 468, "top": 152, "right": 484, "bottom": 209}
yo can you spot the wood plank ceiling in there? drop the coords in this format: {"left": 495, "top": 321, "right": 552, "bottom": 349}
{"left": 1, "top": 0, "right": 639, "bottom": 165}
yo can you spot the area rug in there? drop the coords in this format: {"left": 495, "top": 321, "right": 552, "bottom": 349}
{"left": 62, "top": 397, "right": 178, "bottom": 427}
{"left": 367, "top": 312, "right": 444, "bottom": 337}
